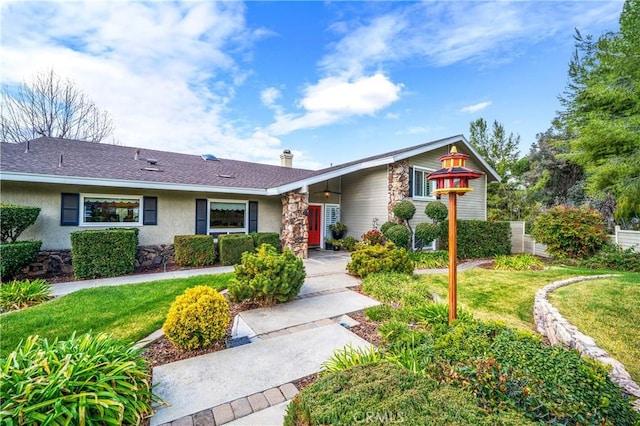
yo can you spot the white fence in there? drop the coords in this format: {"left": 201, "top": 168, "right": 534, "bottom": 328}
{"left": 509, "top": 222, "right": 640, "bottom": 256}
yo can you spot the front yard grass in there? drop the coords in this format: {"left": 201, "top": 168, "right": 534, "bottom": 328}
{"left": 549, "top": 274, "right": 640, "bottom": 383}
{"left": 420, "top": 267, "right": 607, "bottom": 330}
{"left": 0, "top": 273, "right": 232, "bottom": 358}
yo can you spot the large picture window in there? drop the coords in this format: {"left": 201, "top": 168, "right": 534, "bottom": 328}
{"left": 412, "top": 167, "right": 436, "bottom": 199}
{"left": 81, "top": 194, "right": 142, "bottom": 225}
{"left": 209, "top": 200, "right": 247, "bottom": 233}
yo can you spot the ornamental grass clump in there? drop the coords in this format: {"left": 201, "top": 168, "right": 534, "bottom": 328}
{"left": 0, "top": 278, "right": 51, "bottom": 312}
{"left": 0, "top": 333, "right": 157, "bottom": 425}
{"left": 163, "top": 286, "right": 230, "bottom": 350}
{"left": 228, "top": 244, "right": 306, "bottom": 305}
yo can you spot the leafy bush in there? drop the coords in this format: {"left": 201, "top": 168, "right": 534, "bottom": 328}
{"left": 341, "top": 236, "right": 358, "bottom": 251}
{"left": 70, "top": 229, "right": 137, "bottom": 279}
{"left": 361, "top": 229, "right": 386, "bottom": 245}
{"left": 0, "top": 240, "right": 42, "bottom": 280}
{"left": 409, "top": 250, "right": 448, "bottom": 269}
{"left": 284, "top": 363, "right": 531, "bottom": 426}
{"left": 531, "top": 206, "right": 609, "bottom": 259}
{"left": 392, "top": 200, "right": 416, "bottom": 221}
{"left": 163, "top": 285, "right": 230, "bottom": 350}
{"left": 228, "top": 244, "right": 305, "bottom": 305}
{"left": 1, "top": 333, "right": 156, "bottom": 425}
{"left": 250, "top": 232, "right": 281, "bottom": 252}
{"left": 440, "top": 220, "right": 511, "bottom": 258}
{"left": 0, "top": 279, "right": 51, "bottom": 312}
{"left": 0, "top": 204, "right": 41, "bottom": 243}
{"left": 383, "top": 224, "right": 411, "bottom": 249}
{"left": 424, "top": 201, "right": 448, "bottom": 223}
{"left": 218, "top": 234, "right": 255, "bottom": 266}
{"left": 414, "top": 222, "right": 441, "bottom": 247}
{"left": 174, "top": 235, "right": 216, "bottom": 267}
{"left": 580, "top": 244, "right": 640, "bottom": 272}
{"left": 346, "top": 243, "right": 413, "bottom": 278}
{"left": 494, "top": 254, "right": 544, "bottom": 271}
{"left": 379, "top": 221, "right": 396, "bottom": 234}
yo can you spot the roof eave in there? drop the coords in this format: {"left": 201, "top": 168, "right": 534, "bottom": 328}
{"left": 0, "top": 172, "right": 269, "bottom": 196}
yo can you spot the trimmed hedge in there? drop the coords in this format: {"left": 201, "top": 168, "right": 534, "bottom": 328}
{"left": 440, "top": 220, "right": 511, "bottom": 259}
{"left": 250, "top": 232, "right": 281, "bottom": 252}
{"left": 218, "top": 234, "right": 254, "bottom": 266}
{"left": 70, "top": 229, "right": 137, "bottom": 279}
{"left": 174, "top": 235, "right": 216, "bottom": 267}
{"left": 0, "top": 241, "right": 42, "bottom": 280}
{"left": 346, "top": 243, "right": 413, "bottom": 278}
{"left": 0, "top": 204, "right": 41, "bottom": 243}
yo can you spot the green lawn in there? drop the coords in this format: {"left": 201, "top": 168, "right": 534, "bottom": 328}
{"left": 420, "top": 267, "right": 610, "bottom": 330}
{"left": 549, "top": 274, "right": 640, "bottom": 383}
{"left": 0, "top": 273, "right": 232, "bottom": 358}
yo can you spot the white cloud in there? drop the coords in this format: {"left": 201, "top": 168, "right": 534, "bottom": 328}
{"left": 396, "top": 126, "right": 431, "bottom": 136}
{"left": 268, "top": 73, "right": 402, "bottom": 135}
{"left": 261, "top": 87, "right": 281, "bottom": 108}
{"left": 460, "top": 101, "right": 492, "bottom": 114}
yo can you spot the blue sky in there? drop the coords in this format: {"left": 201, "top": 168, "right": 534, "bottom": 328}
{"left": 1, "top": 1, "right": 623, "bottom": 169}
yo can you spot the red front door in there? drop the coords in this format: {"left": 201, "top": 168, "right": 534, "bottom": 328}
{"left": 308, "top": 205, "right": 322, "bottom": 246}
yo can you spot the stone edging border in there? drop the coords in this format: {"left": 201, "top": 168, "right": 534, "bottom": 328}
{"left": 533, "top": 275, "right": 640, "bottom": 411}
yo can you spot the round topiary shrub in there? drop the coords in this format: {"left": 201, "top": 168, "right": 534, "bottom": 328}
{"left": 163, "top": 286, "right": 230, "bottom": 350}
{"left": 379, "top": 221, "right": 396, "bottom": 234}
{"left": 1, "top": 333, "right": 156, "bottom": 424}
{"left": 424, "top": 201, "right": 448, "bottom": 223}
{"left": 392, "top": 200, "right": 416, "bottom": 222}
{"left": 414, "top": 223, "right": 441, "bottom": 246}
{"left": 383, "top": 224, "right": 411, "bottom": 249}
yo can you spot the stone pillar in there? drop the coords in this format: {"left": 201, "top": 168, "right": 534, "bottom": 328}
{"left": 388, "top": 159, "right": 410, "bottom": 222}
{"left": 281, "top": 191, "right": 309, "bottom": 258}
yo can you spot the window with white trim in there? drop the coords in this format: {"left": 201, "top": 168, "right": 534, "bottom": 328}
{"left": 413, "top": 167, "right": 437, "bottom": 199}
{"left": 81, "top": 194, "right": 142, "bottom": 226}
{"left": 209, "top": 200, "right": 248, "bottom": 234}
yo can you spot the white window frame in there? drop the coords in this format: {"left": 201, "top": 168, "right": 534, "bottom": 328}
{"left": 80, "top": 193, "right": 143, "bottom": 227}
{"left": 324, "top": 204, "right": 340, "bottom": 242}
{"left": 208, "top": 199, "right": 249, "bottom": 235}
{"left": 412, "top": 167, "right": 437, "bottom": 200}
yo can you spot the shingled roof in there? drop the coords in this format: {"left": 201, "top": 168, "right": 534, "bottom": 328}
{"left": 0, "top": 135, "right": 499, "bottom": 195}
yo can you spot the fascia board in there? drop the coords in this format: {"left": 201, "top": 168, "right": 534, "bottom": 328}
{"left": 0, "top": 172, "right": 268, "bottom": 196}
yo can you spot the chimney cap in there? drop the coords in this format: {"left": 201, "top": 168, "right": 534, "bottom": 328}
{"left": 283, "top": 149, "right": 291, "bottom": 154}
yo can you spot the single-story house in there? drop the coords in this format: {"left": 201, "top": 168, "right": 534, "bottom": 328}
{"left": 0, "top": 135, "right": 499, "bottom": 265}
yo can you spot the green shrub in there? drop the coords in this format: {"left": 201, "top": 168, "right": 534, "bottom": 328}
{"left": 0, "top": 333, "right": 156, "bottom": 425}
{"left": 440, "top": 220, "right": 511, "bottom": 258}
{"left": 409, "top": 250, "right": 448, "bottom": 269}
{"left": 346, "top": 243, "right": 413, "bottom": 278}
{"left": 228, "top": 244, "right": 305, "bottom": 305}
{"left": 321, "top": 343, "right": 382, "bottom": 373}
{"left": 250, "top": 232, "right": 281, "bottom": 252}
{"left": 424, "top": 201, "right": 448, "bottom": 223}
{"left": 0, "top": 279, "right": 51, "bottom": 312}
{"left": 414, "top": 222, "right": 441, "bottom": 247}
{"left": 70, "top": 229, "right": 137, "bottom": 279}
{"left": 361, "top": 229, "right": 386, "bottom": 245}
{"left": 163, "top": 286, "right": 230, "bottom": 350}
{"left": 341, "top": 236, "right": 358, "bottom": 251}
{"left": 379, "top": 221, "right": 396, "bottom": 234}
{"left": 494, "top": 254, "right": 544, "bottom": 271}
{"left": 531, "top": 206, "right": 609, "bottom": 259}
{"left": 383, "top": 224, "right": 411, "bottom": 249}
{"left": 364, "top": 304, "right": 395, "bottom": 322}
{"left": 361, "top": 273, "right": 433, "bottom": 307}
{"left": 174, "top": 235, "right": 216, "bottom": 267}
{"left": 0, "top": 204, "right": 41, "bottom": 243}
{"left": 0, "top": 240, "right": 42, "bottom": 280}
{"left": 284, "top": 363, "right": 531, "bottom": 426}
{"left": 218, "top": 234, "right": 255, "bottom": 266}
{"left": 580, "top": 244, "right": 640, "bottom": 272}
{"left": 392, "top": 200, "right": 416, "bottom": 222}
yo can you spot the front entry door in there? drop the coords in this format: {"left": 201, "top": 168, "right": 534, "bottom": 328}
{"left": 308, "top": 205, "right": 322, "bottom": 246}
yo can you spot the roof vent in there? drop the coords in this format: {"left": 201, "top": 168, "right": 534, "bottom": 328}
{"left": 201, "top": 154, "right": 219, "bottom": 161}
{"left": 217, "top": 174, "right": 234, "bottom": 179}
{"left": 142, "top": 167, "right": 162, "bottom": 172}
{"left": 146, "top": 158, "right": 158, "bottom": 165}
{"left": 135, "top": 149, "right": 141, "bottom": 160}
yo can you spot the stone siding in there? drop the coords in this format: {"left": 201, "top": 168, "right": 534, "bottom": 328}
{"left": 387, "top": 160, "right": 409, "bottom": 222}
{"left": 534, "top": 275, "right": 640, "bottom": 411}
{"left": 281, "top": 191, "right": 308, "bottom": 258}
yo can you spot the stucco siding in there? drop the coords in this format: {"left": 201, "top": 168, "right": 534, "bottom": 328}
{"left": 340, "top": 166, "right": 388, "bottom": 240}
{"left": 0, "top": 182, "right": 281, "bottom": 250}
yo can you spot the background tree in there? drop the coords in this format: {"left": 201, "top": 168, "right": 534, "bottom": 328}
{"left": 556, "top": 0, "right": 640, "bottom": 225}
{"left": 1, "top": 69, "right": 114, "bottom": 143}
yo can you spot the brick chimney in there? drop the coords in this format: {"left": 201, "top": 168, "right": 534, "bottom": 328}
{"left": 280, "top": 149, "right": 293, "bottom": 167}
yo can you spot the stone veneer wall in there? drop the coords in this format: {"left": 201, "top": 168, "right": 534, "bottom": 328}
{"left": 281, "top": 191, "right": 309, "bottom": 258}
{"left": 387, "top": 159, "right": 409, "bottom": 222}
{"left": 21, "top": 245, "right": 176, "bottom": 279}
{"left": 534, "top": 275, "right": 640, "bottom": 411}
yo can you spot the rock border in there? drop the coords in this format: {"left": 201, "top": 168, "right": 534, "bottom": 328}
{"left": 533, "top": 275, "right": 640, "bottom": 411}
